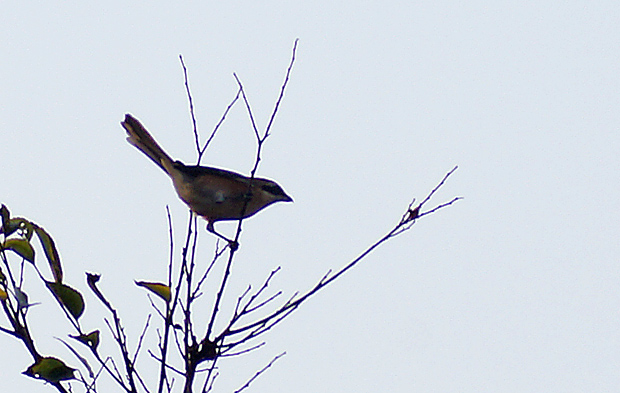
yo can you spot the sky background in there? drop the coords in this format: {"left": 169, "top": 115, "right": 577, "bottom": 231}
{"left": 1, "top": 1, "right": 619, "bottom": 392}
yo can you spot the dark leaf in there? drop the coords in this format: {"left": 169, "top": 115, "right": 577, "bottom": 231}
{"left": 23, "top": 357, "right": 76, "bottom": 382}
{"left": 34, "top": 225, "right": 63, "bottom": 283}
{"left": 46, "top": 282, "right": 85, "bottom": 320}
{"left": 0, "top": 204, "right": 9, "bottom": 232}
{"left": 70, "top": 330, "right": 100, "bottom": 351}
{"left": 2, "top": 218, "right": 34, "bottom": 239}
{"left": 2, "top": 238, "right": 35, "bottom": 263}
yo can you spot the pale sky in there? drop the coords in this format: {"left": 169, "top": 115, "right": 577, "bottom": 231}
{"left": 1, "top": 2, "right": 619, "bottom": 392}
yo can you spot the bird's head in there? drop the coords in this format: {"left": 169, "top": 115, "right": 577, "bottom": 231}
{"left": 258, "top": 179, "right": 293, "bottom": 204}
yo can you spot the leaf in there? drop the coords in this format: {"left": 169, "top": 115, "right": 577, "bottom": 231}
{"left": 0, "top": 206, "right": 35, "bottom": 239}
{"left": 15, "top": 288, "right": 40, "bottom": 310}
{"left": 135, "top": 281, "right": 171, "bottom": 302}
{"left": 86, "top": 272, "right": 111, "bottom": 308}
{"left": 69, "top": 330, "right": 100, "bottom": 351}
{"left": 2, "top": 218, "right": 34, "bottom": 239}
{"left": 34, "top": 225, "right": 63, "bottom": 283}
{"left": 23, "top": 357, "right": 76, "bottom": 382}
{"left": 46, "top": 282, "right": 85, "bottom": 320}
{"left": 0, "top": 204, "right": 9, "bottom": 231}
{"left": 2, "top": 238, "right": 35, "bottom": 263}
{"left": 0, "top": 288, "right": 7, "bottom": 301}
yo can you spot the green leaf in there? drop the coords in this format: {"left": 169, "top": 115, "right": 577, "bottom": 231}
{"left": 70, "top": 330, "right": 100, "bottom": 351}
{"left": 2, "top": 218, "right": 34, "bottom": 239}
{"left": 34, "top": 225, "right": 63, "bottom": 283}
{"left": 46, "top": 282, "right": 85, "bottom": 320}
{"left": 135, "top": 281, "right": 171, "bottom": 302}
{"left": 2, "top": 238, "right": 35, "bottom": 263}
{"left": 23, "top": 357, "right": 76, "bottom": 382}
{"left": 0, "top": 206, "right": 35, "bottom": 239}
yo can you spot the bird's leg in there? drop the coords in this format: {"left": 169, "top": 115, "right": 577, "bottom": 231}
{"left": 206, "top": 222, "right": 239, "bottom": 251}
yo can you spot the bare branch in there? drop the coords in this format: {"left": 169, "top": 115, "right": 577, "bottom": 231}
{"left": 233, "top": 285, "right": 253, "bottom": 317}
{"left": 418, "top": 165, "right": 459, "bottom": 209}
{"left": 202, "top": 42, "right": 302, "bottom": 350}
{"left": 220, "top": 342, "right": 266, "bottom": 357}
{"left": 205, "top": 247, "right": 236, "bottom": 340}
{"left": 192, "top": 245, "right": 226, "bottom": 300}
{"left": 234, "top": 352, "right": 286, "bottom": 393}
{"left": 418, "top": 196, "right": 462, "bottom": 219}
{"left": 156, "top": 205, "right": 176, "bottom": 393}
{"left": 132, "top": 314, "right": 152, "bottom": 366}
{"left": 148, "top": 350, "right": 185, "bottom": 376}
{"left": 201, "top": 367, "right": 219, "bottom": 393}
{"left": 179, "top": 55, "right": 200, "bottom": 155}
{"left": 233, "top": 73, "right": 261, "bottom": 140}
{"left": 56, "top": 337, "right": 95, "bottom": 379}
{"left": 228, "top": 266, "right": 282, "bottom": 329}
{"left": 244, "top": 291, "right": 282, "bottom": 315}
{"left": 0, "top": 324, "right": 18, "bottom": 337}
{"left": 264, "top": 38, "right": 299, "bottom": 136}
{"left": 88, "top": 274, "right": 140, "bottom": 392}
{"left": 199, "top": 88, "right": 243, "bottom": 160}
{"left": 146, "top": 294, "right": 166, "bottom": 321}
{"left": 220, "top": 166, "right": 461, "bottom": 341}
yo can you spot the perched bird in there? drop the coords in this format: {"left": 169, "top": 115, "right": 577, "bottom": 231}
{"left": 121, "top": 114, "right": 292, "bottom": 244}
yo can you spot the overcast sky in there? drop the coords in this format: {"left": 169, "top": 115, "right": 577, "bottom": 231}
{"left": 1, "top": 2, "right": 619, "bottom": 392}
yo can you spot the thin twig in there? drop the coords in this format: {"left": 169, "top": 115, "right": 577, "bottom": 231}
{"left": 234, "top": 73, "right": 261, "bottom": 140}
{"left": 233, "top": 285, "right": 253, "bottom": 316}
{"left": 244, "top": 291, "right": 282, "bottom": 315}
{"left": 157, "top": 206, "right": 176, "bottom": 393}
{"left": 192, "top": 245, "right": 226, "bottom": 300}
{"left": 264, "top": 38, "right": 299, "bottom": 136}
{"left": 234, "top": 352, "right": 286, "bottom": 393}
{"left": 201, "top": 368, "right": 219, "bottom": 393}
{"left": 0, "top": 325, "right": 17, "bottom": 337}
{"left": 132, "top": 314, "right": 152, "bottom": 365}
{"left": 418, "top": 165, "right": 459, "bottom": 208}
{"left": 148, "top": 350, "right": 185, "bottom": 376}
{"left": 179, "top": 55, "right": 200, "bottom": 155}
{"left": 199, "top": 88, "right": 243, "bottom": 161}
{"left": 220, "top": 341, "right": 265, "bottom": 357}
{"left": 221, "top": 167, "right": 461, "bottom": 340}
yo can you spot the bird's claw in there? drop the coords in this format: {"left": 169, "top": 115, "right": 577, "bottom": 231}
{"left": 228, "top": 240, "right": 239, "bottom": 252}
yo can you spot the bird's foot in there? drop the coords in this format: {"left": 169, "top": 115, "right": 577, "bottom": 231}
{"left": 207, "top": 223, "right": 239, "bottom": 251}
{"left": 228, "top": 240, "right": 239, "bottom": 252}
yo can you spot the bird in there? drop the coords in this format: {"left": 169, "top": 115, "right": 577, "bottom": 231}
{"left": 121, "top": 114, "right": 292, "bottom": 246}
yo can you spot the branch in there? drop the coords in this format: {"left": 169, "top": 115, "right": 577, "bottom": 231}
{"left": 264, "top": 38, "right": 298, "bottom": 137}
{"left": 86, "top": 273, "right": 139, "bottom": 393}
{"left": 220, "top": 166, "right": 461, "bottom": 341}
{"left": 233, "top": 352, "right": 286, "bottom": 393}
{"left": 179, "top": 55, "right": 200, "bottom": 156}
{"left": 205, "top": 38, "right": 300, "bottom": 343}
{"left": 199, "top": 88, "right": 242, "bottom": 161}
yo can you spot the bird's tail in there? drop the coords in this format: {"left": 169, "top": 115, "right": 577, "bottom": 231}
{"left": 121, "top": 114, "right": 175, "bottom": 174}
